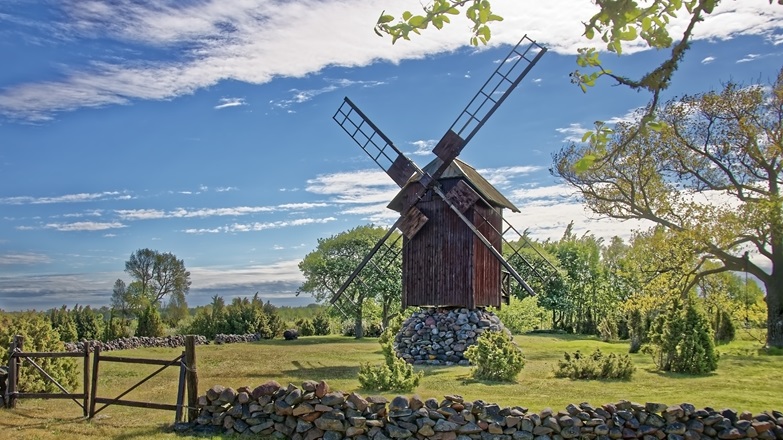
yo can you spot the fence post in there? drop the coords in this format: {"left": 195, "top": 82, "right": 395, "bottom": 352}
{"left": 185, "top": 335, "right": 198, "bottom": 422}
{"left": 89, "top": 345, "right": 101, "bottom": 418}
{"left": 7, "top": 335, "right": 23, "bottom": 408}
{"left": 83, "top": 341, "right": 91, "bottom": 418}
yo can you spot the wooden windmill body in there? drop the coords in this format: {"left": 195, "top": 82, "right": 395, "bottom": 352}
{"left": 330, "top": 35, "right": 558, "bottom": 311}
{"left": 389, "top": 159, "right": 519, "bottom": 308}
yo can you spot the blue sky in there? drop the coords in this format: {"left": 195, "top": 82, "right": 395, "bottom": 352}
{"left": 1, "top": 1, "right": 782, "bottom": 311}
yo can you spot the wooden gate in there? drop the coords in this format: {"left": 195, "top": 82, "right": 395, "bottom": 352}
{"left": 4, "top": 335, "right": 91, "bottom": 416}
{"left": 4, "top": 335, "right": 199, "bottom": 423}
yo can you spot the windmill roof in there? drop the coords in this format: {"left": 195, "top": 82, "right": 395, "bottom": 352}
{"left": 387, "top": 158, "right": 520, "bottom": 213}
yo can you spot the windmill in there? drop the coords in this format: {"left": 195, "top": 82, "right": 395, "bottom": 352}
{"left": 330, "top": 35, "right": 557, "bottom": 313}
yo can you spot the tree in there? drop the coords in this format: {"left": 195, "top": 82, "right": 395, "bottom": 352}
{"left": 110, "top": 278, "right": 133, "bottom": 319}
{"left": 374, "top": 1, "right": 782, "bottom": 167}
{"left": 135, "top": 304, "right": 165, "bottom": 337}
{"left": 124, "top": 248, "right": 191, "bottom": 306}
{"left": 298, "top": 225, "right": 402, "bottom": 338}
{"left": 163, "top": 290, "right": 189, "bottom": 328}
{"left": 554, "top": 70, "right": 783, "bottom": 348}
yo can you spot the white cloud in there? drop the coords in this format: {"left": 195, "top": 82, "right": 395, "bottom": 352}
{"left": 115, "top": 202, "right": 329, "bottom": 220}
{"left": 0, "top": 191, "right": 129, "bottom": 205}
{"left": 43, "top": 221, "right": 127, "bottom": 231}
{"left": 214, "top": 97, "right": 246, "bottom": 109}
{"left": 409, "top": 139, "right": 436, "bottom": 156}
{"left": 306, "top": 169, "right": 399, "bottom": 205}
{"left": 737, "top": 53, "right": 761, "bottom": 63}
{"left": 701, "top": 56, "right": 716, "bottom": 64}
{"left": 270, "top": 78, "right": 387, "bottom": 109}
{"left": 1, "top": 0, "right": 779, "bottom": 120}
{"left": 555, "top": 123, "right": 589, "bottom": 143}
{"left": 0, "top": 253, "right": 52, "bottom": 265}
{"left": 183, "top": 217, "right": 336, "bottom": 234}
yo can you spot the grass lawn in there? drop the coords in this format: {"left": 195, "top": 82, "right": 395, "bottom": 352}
{"left": 1, "top": 333, "right": 781, "bottom": 440}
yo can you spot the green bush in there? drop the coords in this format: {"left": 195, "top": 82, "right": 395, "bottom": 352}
{"left": 554, "top": 348, "right": 635, "bottom": 380}
{"left": 296, "top": 318, "right": 315, "bottom": 336}
{"left": 644, "top": 296, "right": 718, "bottom": 374}
{"left": 491, "top": 296, "right": 548, "bottom": 334}
{"left": 713, "top": 308, "right": 736, "bottom": 344}
{"left": 135, "top": 304, "right": 165, "bottom": 337}
{"left": 464, "top": 330, "right": 525, "bottom": 382}
{"left": 312, "top": 313, "right": 331, "bottom": 335}
{"left": 358, "top": 320, "right": 422, "bottom": 392}
{"left": 0, "top": 312, "right": 79, "bottom": 393}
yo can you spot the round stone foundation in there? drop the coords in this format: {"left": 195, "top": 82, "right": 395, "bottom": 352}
{"left": 394, "top": 307, "right": 511, "bottom": 366}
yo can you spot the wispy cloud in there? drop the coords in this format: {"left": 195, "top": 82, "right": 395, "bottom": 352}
{"left": 214, "top": 97, "right": 246, "bottom": 110}
{"left": 0, "top": 191, "right": 130, "bottom": 205}
{"left": 270, "top": 78, "right": 387, "bottom": 109}
{"left": 555, "top": 123, "right": 588, "bottom": 143}
{"left": 737, "top": 53, "right": 760, "bottom": 63}
{"left": 42, "top": 221, "right": 127, "bottom": 231}
{"left": 0, "top": 253, "right": 52, "bottom": 265}
{"left": 183, "top": 217, "right": 336, "bottom": 234}
{"left": 701, "top": 56, "right": 716, "bottom": 64}
{"left": 115, "top": 203, "right": 329, "bottom": 220}
{"left": 477, "top": 165, "right": 543, "bottom": 187}
{"left": 408, "top": 139, "right": 436, "bottom": 156}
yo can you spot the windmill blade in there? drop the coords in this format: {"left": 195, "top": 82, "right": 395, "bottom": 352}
{"left": 333, "top": 97, "right": 420, "bottom": 188}
{"left": 433, "top": 35, "right": 547, "bottom": 168}
{"left": 329, "top": 218, "right": 404, "bottom": 305}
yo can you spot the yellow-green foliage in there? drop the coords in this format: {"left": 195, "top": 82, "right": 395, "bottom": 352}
{"left": 358, "top": 322, "right": 422, "bottom": 392}
{"left": 554, "top": 348, "right": 634, "bottom": 380}
{"left": 465, "top": 330, "right": 525, "bottom": 382}
{"left": 0, "top": 311, "right": 79, "bottom": 393}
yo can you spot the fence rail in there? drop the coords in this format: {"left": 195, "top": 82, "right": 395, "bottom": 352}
{"left": 3, "top": 334, "right": 199, "bottom": 423}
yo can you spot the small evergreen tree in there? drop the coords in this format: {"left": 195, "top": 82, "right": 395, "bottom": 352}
{"left": 296, "top": 318, "right": 315, "bottom": 336}
{"left": 135, "top": 304, "right": 165, "bottom": 337}
{"left": 713, "top": 308, "right": 736, "bottom": 344}
{"left": 312, "top": 312, "right": 331, "bottom": 335}
{"left": 645, "top": 296, "right": 718, "bottom": 374}
{"left": 48, "top": 305, "right": 78, "bottom": 343}
{"left": 464, "top": 330, "right": 525, "bottom": 382}
{"left": 358, "top": 320, "right": 422, "bottom": 391}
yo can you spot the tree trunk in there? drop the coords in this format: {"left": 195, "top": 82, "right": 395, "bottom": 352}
{"left": 766, "top": 274, "right": 783, "bottom": 348}
{"left": 354, "top": 296, "right": 364, "bottom": 339}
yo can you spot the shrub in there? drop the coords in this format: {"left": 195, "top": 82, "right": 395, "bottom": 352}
{"left": 296, "top": 318, "right": 315, "bottom": 336}
{"left": 312, "top": 313, "right": 331, "bottom": 335}
{"left": 103, "top": 314, "right": 131, "bottom": 341}
{"left": 554, "top": 348, "right": 634, "bottom": 380}
{"left": 0, "top": 312, "right": 79, "bottom": 393}
{"left": 464, "top": 330, "right": 525, "bottom": 382}
{"left": 644, "top": 296, "right": 718, "bottom": 374}
{"left": 358, "top": 320, "right": 422, "bottom": 392}
{"left": 491, "top": 296, "right": 548, "bottom": 334}
{"left": 135, "top": 304, "right": 165, "bottom": 337}
{"left": 713, "top": 308, "right": 736, "bottom": 344}
{"left": 341, "top": 319, "right": 384, "bottom": 338}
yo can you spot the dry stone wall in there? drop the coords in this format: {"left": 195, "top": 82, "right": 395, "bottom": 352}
{"left": 63, "top": 334, "right": 208, "bottom": 352}
{"left": 193, "top": 380, "right": 783, "bottom": 440}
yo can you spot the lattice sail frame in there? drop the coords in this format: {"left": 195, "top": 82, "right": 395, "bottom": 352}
{"left": 330, "top": 35, "right": 555, "bottom": 306}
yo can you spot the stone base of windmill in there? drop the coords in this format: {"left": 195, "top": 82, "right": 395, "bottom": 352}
{"left": 394, "top": 307, "right": 511, "bottom": 366}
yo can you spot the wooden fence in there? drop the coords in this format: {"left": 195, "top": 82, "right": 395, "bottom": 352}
{"left": 3, "top": 334, "right": 199, "bottom": 423}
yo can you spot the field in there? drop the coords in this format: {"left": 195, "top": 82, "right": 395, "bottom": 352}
{"left": 1, "top": 333, "right": 781, "bottom": 440}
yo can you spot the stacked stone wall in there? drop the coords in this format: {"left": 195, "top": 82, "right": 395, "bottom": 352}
{"left": 395, "top": 308, "right": 510, "bottom": 366}
{"left": 63, "top": 334, "right": 208, "bottom": 352}
{"left": 193, "top": 380, "right": 783, "bottom": 440}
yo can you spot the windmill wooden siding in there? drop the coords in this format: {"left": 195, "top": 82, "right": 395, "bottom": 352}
{"left": 400, "top": 178, "right": 505, "bottom": 308}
